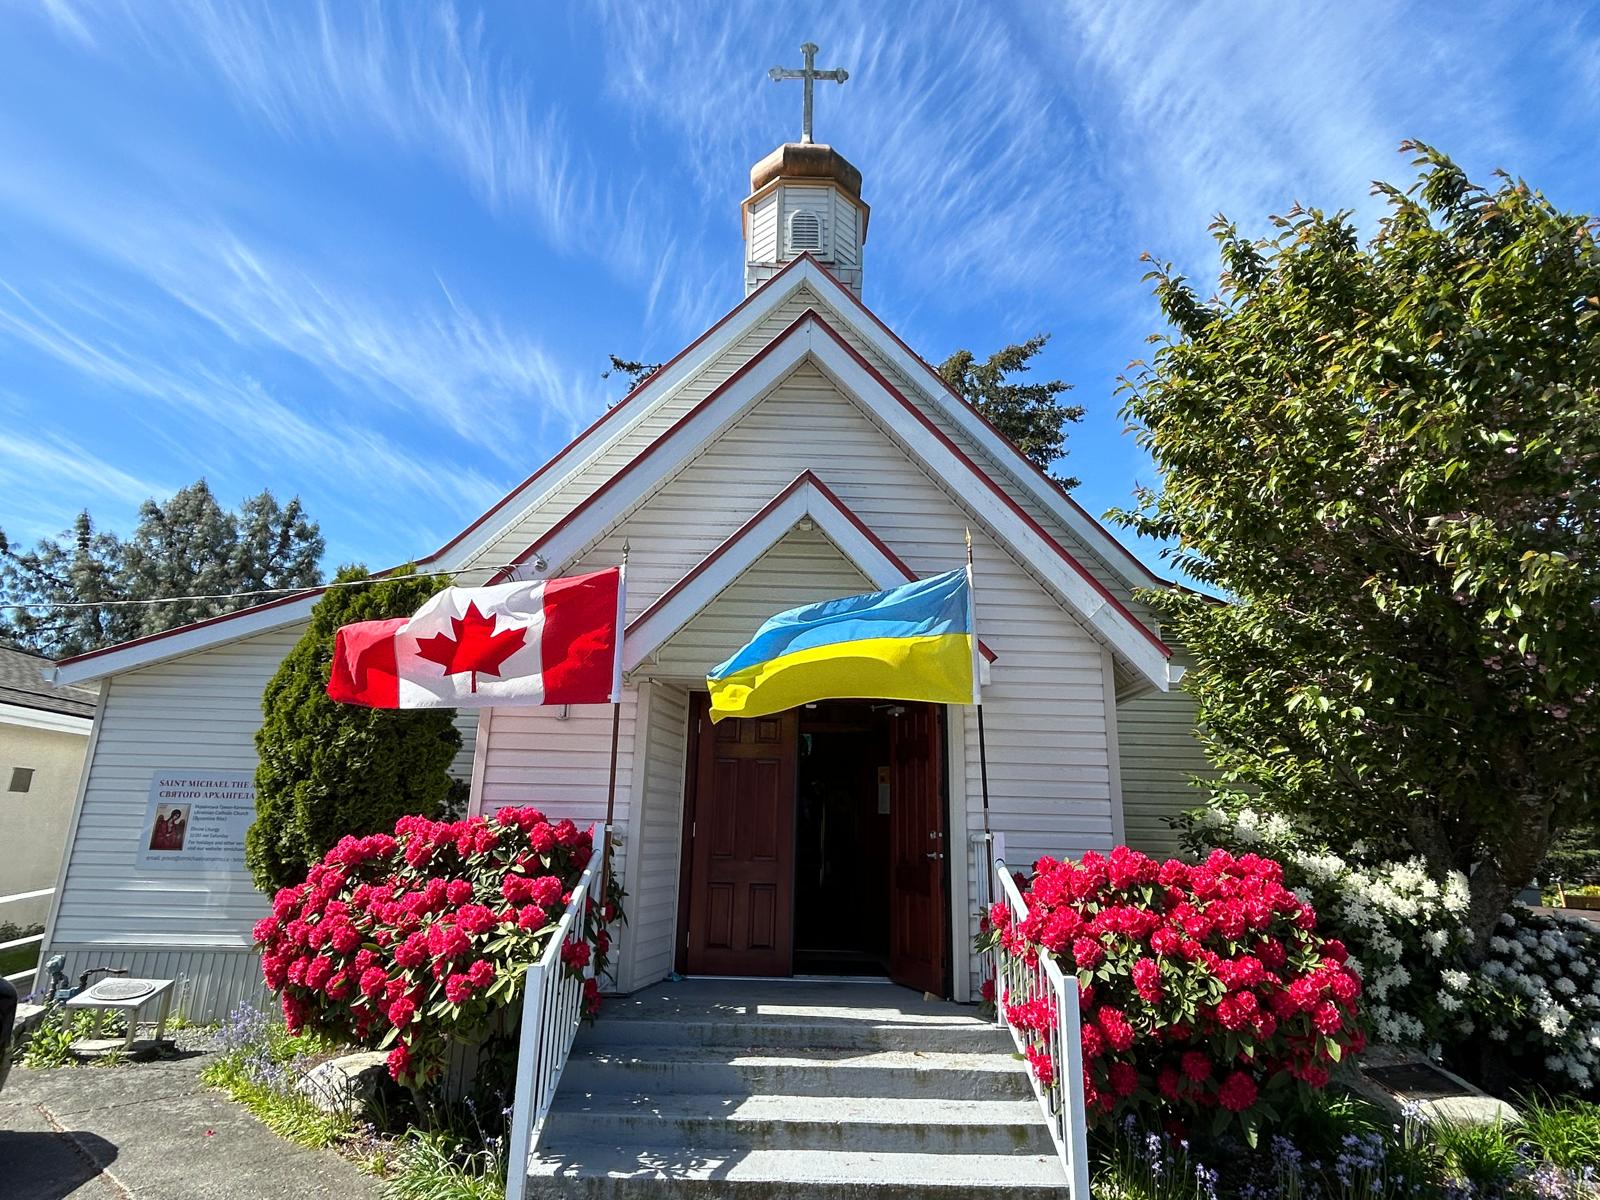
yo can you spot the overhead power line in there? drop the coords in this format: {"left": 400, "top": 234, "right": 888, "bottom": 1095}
{"left": 1, "top": 561, "right": 530, "bottom": 611}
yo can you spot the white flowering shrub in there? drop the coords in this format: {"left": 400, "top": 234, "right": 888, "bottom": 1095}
{"left": 1182, "top": 804, "right": 1600, "bottom": 1096}
{"left": 1475, "top": 908, "right": 1600, "bottom": 1092}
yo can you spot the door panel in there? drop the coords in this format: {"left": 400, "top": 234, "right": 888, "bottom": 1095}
{"left": 685, "top": 698, "right": 798, "bottom": 976}
{"left": 889, "top": 703, "right": 948, "bottom": 995}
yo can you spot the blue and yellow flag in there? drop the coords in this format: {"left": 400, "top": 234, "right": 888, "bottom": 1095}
{"left": 707, "top": 568, "right": 978, "bottom": 721}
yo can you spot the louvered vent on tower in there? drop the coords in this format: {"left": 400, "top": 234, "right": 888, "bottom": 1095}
{"left": 787, "top": 208, "right": 824, "bottom": 253}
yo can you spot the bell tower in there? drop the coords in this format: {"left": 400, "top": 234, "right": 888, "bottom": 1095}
{"left": 744, "top": 43, "right": 869, "bottom": 297}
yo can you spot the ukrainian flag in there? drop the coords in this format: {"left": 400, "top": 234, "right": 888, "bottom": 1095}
{"left": 707, "top": 568, "right": 978, "bottom": 721}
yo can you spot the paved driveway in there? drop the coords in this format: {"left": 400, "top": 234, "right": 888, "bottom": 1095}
{"left": 0, "top": 1053, "right": 383, "bottom": 1200}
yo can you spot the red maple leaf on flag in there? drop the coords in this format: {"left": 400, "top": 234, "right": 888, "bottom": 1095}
{"left": 414, "top": 603, "right": 527, "bottom": 693}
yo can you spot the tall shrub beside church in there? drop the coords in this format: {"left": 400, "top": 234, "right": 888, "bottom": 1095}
{"left": 246, "top": 567, "right": 461, "bottom": 894}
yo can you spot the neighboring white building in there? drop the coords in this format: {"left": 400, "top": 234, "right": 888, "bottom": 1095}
{"left": 42, "top": 138, "right": 1213, "bottom": 1020}
{"left": 1, "top": 645, "right": 95, "bottom": 938}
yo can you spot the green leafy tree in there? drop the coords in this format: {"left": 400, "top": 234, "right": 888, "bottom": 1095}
{"left": 245, "top": 567, "right": 462, "bottom": 894}
{"left": 939, "top": 335, "right": 1084, "bottom": 490}
{"left": 0, "top": 480, "right": 324, "bottom": 657}
{"left": 1114, "top": 144, "right": 1600, "bottom": 942}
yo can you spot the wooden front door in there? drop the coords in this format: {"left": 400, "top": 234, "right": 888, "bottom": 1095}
{"left": 684, "top": 699, "right": 798, "bottom": 976}
{"left": 888, "top": 703, "right": 948, "bottom": 995}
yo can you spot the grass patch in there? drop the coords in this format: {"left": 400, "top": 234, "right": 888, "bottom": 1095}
{"left": 200, "top": 1010, "right": 356, "bottom": 1152}
{"left": 1515, "top": 1093, "right": 1600, "bottom": 1172}
{"left": 378, "top": 1130, "right": 505, "bottom": 1200}
{"left": 202, "top": 1056, "right": 355, "bottom": 1150}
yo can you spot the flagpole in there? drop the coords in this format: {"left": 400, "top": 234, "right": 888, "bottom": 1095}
{"left": 601, "top": 543, "right": 628, "bottom": 944}
{"left": 967, "top": 530, "right": 991, "bottom": 839}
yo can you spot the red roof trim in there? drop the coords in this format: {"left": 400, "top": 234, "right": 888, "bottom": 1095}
{"left": 805, "top": 317, "right": 1171, "bottom": 659}
{"left": 628, "top": 469, "right": 997, "bottom": 663}
{"left": 491, "top": 308, "right": 818, "bottom": 581}
{"left": 53, "top": 585, "right": 326, "bottom": 668}
{"left": 795, "top": 254, "right": 1167, "bottom": 590}
{"left": 500, "top": 304, "right": 1165, "bottom": 659}
{"left": 424, "top": 255, "right": 817, "bottom": 566}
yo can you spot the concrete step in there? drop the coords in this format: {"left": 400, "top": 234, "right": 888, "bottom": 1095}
{"left": 559, "top": 1045, "right": 1035, "bottom": 1102}
{"left": 540, "top": 1092, "right": 1055, "bottom": 1156}
{"left": 582, "top": 1016, "right": 1015, "bottom": 1055}
{"left": 525, "top": 1145, "right": 1071, "bottom": 1199}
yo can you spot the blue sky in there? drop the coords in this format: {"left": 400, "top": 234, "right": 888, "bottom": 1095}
{"left": 1, "top": 2, "right": 1597, "bottom": 578}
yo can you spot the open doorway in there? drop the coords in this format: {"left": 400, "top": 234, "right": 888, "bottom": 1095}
{"left": 793, "top": 701, "right": 893, "bottom": 975}
{"left": 678, "top": 695, "right": 950, "bottom": 994}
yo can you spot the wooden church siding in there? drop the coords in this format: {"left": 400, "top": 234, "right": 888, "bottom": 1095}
{"left": 830, "top": 193, "right": 860, "bottom": 267}
{"left": 1117, "top": 656, "right": 1214, "bottom": 861}
{"left": 472, "top": 693, "right": 645, "bottom": 979}
{"left": 45, "top": 945, "right": 269, "bottom": 1024}
{"left": 46, "top": 625, "right": 304, "bottom": 951}
{"left": 43, "top": 621, "right": 478, "bottom": 1012}
{"left": 457, "top": 285, "right": 829, "bottom": 574}
{"left": 555, "top": 365, "right": 1120, "bottom": 986}
{"left": 626, "top": 681, "right": 691, "bottom": 989}
{"left": 748, "top": 191, "right": 780, "bottom": 262}
{"left": 646, "top": 525, "right": 876, "bottom": 679}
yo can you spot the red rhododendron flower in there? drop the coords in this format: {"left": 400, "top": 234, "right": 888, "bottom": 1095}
{"left": 1107, "top": 1060, "right": 1139, "bottom": 1098}
{"left": 1217, "top": 1071, "right": 1258, "bottom": 1113}
{"left": 253, "top": 807, "right": 620, "bottom": 1092}
{"left": 1131, "top": 958, "right": 1164, "bottom": 1003}
{"left": 975, "top": 842, "right": 1363, "bottom": 1131}
{"left": 1180, "top": 1050, "right": 1212, "bottom": 1081}
{"left": 1024, "top": 1044, "right": 1055, "bottom": 1087}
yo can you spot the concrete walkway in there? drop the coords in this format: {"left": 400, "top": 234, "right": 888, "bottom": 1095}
{"left": 0, "top": 1052, "right": 384, "bottom": 1200}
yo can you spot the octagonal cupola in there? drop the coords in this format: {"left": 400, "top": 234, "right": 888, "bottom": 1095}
{"left": 743, "top": 142, "right": 869, "bottom": 297}
{"left": 744, "top": 44, "right": 868, "bottom": 296}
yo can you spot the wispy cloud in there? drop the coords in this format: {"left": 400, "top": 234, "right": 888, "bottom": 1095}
{"left": 59, "top": 0, "right": 681, "bottom": 288}
{"left": 0, "top": 277, "right": 505, "bottom": 557}
{"left": 1045, "top": 2, "right": 1589, "bottom": 270}
{"left": 0, "top": 155, "right": 608, "bottom": 458}
{"left": 584, "top": 0, "right": 1120, "bottom": 342}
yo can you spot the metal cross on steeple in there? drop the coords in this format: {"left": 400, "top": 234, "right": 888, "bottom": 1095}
{"left": 768, "top": 42, "right": 848, "bottom": 145}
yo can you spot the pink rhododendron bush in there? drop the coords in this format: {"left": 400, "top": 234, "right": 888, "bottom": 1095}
{"left": 980, "top": 846, "right": 1365, "bottom": 1140}
{"left": 252, "top": 807, "right": 620, "bottom": 1088}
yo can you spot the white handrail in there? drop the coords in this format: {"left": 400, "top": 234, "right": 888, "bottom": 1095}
{"left": 0, "top": 887, "right": 52, "bottom": 984}
{"left": 992, "top": 849, "right": 1091, "bottom": 1198}
{"left": 503, "top": 827, "right": 606, "bottom": 1200}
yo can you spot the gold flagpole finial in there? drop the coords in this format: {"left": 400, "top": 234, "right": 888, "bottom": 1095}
{"left": 965, "top": 527, "right": 973, "bottom": 564}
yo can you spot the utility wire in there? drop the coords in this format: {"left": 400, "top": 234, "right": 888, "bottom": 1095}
{"left": 0, "top": 561, "right": 532, "bottom": 610}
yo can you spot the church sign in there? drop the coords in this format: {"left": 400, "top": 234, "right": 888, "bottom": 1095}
{"left": 136, "top": 770, "right": 256, "bottom": 873}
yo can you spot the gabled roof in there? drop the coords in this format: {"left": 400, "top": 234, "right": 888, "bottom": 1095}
{"left": 0, "top": 643, "right": 96, "bottom": 717}
{"left": 498, "top": 307, "right": 1169, "bottom": 690}
{"left": 52, "top": 255, "right": 1170, "bottom": 687}
{"left": 624, "top": 470, "right": 997, "bottom": 675}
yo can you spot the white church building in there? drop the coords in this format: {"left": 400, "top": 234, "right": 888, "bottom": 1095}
{"left": 39, "top": 133, "right": 1210, "bottom": 1021}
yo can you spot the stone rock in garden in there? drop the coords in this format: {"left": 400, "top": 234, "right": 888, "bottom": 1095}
{"left": 296, "top": 1051, "right": 395, "bottom": 1117}
{"left": 1353, "top": 1047, "right": 1520, "bottom": 1127}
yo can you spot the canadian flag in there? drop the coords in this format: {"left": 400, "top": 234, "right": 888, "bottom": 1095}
{"left": 326, "top": 567, "right": 623, "bottom": 709}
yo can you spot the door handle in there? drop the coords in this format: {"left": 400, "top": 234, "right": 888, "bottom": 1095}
{"left": 925, "top": 851, "right": 945, "bottom": 861}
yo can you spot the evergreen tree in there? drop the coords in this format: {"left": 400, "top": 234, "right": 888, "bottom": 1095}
{"left": 245, "top": 566, "right": 462, "bottom": 894}
{"left": 0, "top": 512, "right": 134, "bottom": 656}
{"left": 939, "top": 335, "right": 1085, "bottom": 490}
{"left": 0, "top": 479, "right": 324, "bottom": 657}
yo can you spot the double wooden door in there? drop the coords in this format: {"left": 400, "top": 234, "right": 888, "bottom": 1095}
{"left": 681, "top": 697, "right": 948, "bottom": 993}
